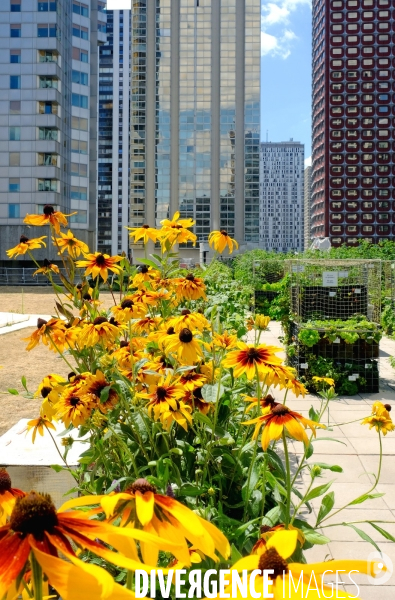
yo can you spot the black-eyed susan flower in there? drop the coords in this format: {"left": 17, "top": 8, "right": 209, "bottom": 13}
{"left": 111, "top": 297, "right": 146, "bottom": 323}
{"left": 372, "top": 401, "right": 392, "bottom": 418}
{"left": 55, "top": 386, "right": 93, "bottom": 427}
{"left": 244, "top": 393, "right": 279, "bottom": 414}
{"left": 33, "top": 258, "right": 60, "bottom": 276}
{"left": 222, "top": 342, "right": 283, "bottom": 380}
{"left": 27, "top": 416, "right": 56, "bottom": 443}
{"left": 6, "top": 235, "right": 47, "bottom": 258}
{"left": 179, "top": 369, "right": 207, "bottom": 391}
{"left": 53, "top": 229, "right": 89, "bottom": 258}
{"left": 62, "top": 478, "right": 230, "bottom": 567}
{"left": 131, "top": 316, "right": 161, "bottom": 335}
{"left": 362, "top": 411, "right": 395, "bottom": 435}
{"left": 166, "top": 328, "right": 203, "bottom": 364}
{"left": 76, "top": 252, "right": 123, "bottom": 282}
{"left": 244, "top": 405, "right": 325, "bottom": 450}
{"left": 139, "top": 374, "right": 187, "bottom": 427}
{"left": 24, "top": 204, "right": 76, "bottom": 234}
{"left": 217, "top": 529, "right": 381, "bottom": 600}
{"left": 80, "top": 370, "right": 119, "bottom": 415}
{"left": 23, "top": 318, "right": 66, "bottom": 352}
{"left": 0, "top": 490, "right": 184, "bottom": 599}
{"left": 312, "top": 375, "right": 335, "bottom": 387}
{"left": 79, "top": 317, "right": 120, "bottom": 348}
{"left": 0, "top": 469, "right": 24, "bottom": 527}
{"left": 167, "top": 309, "right": 210, "bottom": 333}
{"left": 127, "top": 224, "right": 159, "bottom": 244}
{"left": 212, "top": 331, "right": 238, "bottom": 350}
{"left": 130, "top": 264, "right": 160, "bottom": 288}
{"left": 175, "top": 274, "right": 206, "bottom": 301}
{"left": 252, "top": 524, "right": 305, "bottom": 555}
{"left": 183, "top": 387, "right": 212, "bottom": 415}
{"left": 208, "top": 229, "right": 238, "bottom": 254}
{"left": 254, "top": 314, "right": 271, "bottom": 331}
{"left": 158, "top": 212, "right": 197, "bottom": 248}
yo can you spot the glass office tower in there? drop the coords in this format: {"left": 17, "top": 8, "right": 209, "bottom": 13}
{"left": 130, "top": 0, "right": 260, "bottom": 258}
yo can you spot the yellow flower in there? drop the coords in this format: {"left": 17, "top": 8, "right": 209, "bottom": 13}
{"left": 362, "top": 414, "right": 395, "bottom": 435}
{"left": 23, "top": 318, "right": 66, "bottom": 352}
{"left": 244, "top": 393, "right": 279, "bottom": 414}
{"left": 212, "top": 331, "right": 238, "bottom": 350}
{"left": 33, "top": 258, "right": 60, "bottom": 276}
{"left": 0, "top": 469, "right": 25, "bottom": 527}
{"left": 175, "top": 274, "right": 206, "bottom": 300}
{"left": 254, "top": 314, "right": 271, "bottom": 330}
{"left": 53, "top": 229, "right": 89, "bottom": 258}
{"left": 34, "top": 374, "right": 66, "bottom": 420}
{"left": 208, "top": 229, "right": 238, "bottom": 254}
{"left": 127, "top": 224, "right": 159, "bottom": 244}
{"left": 167, "top": 310, "right": 210, "bottom": 333}
{"left": 252, "top": 524, "right": 305, "bottom": 554}
{"left": 183, "top": 387, "right": 212, "bottom": 416}
{"left": 372, "top": 401, "right": 392, "bottom": 418}
{"left": 244, "top": 405, "right": 325, "bottom": 450}
{"left": 178, "top": 369, "right": 207, "bottom": 391}
{"left": 24, "top": 204, "right": 76, "bottom": 234}
{"left": 56, "top": 386, "right": 93, "bottom": 428}
{"left": 158, "top": 211, "right": 197, "bottom": 248}
{"left": 166, "top": 328, "right": 204, "bottom": 364}
{"left": 130, "top": 265, "right": 160, "bottom": 288}
{"left": 138, "top": 373, "right": 192, "bottom": 430}
{"left": 131, "top": 316, "right": 161, "bottom": 335}
{"left": 111, "top": 297, "right": 146, "bottom": 323}
{"left": 27, "top": 416, "right": 56, "bottom": 443}
{"left": 312, "top": 376, "right": 335, "bottom": 387}
{"left": 80, "top": 370, "right": 119, "bottom": 414}
{"left": 6, "top": 235, "right": 47, "bottom": 258}
{"left": 222, "top": 341, "right": 283, "bottom": 379}
{"left": 79, "top": 317, "right": 120, "bottom": 348}
{"left": 76, "top": 252, "right": 123, "bottom": 282}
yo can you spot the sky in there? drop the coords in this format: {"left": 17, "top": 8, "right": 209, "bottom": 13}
{"left": 107, "top": 0, "right": 313, "bottom": 161}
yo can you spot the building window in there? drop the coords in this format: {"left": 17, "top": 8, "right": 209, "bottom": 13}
{"left": 38, "top": 153, "right": 58, "bottom": 166}
{"left": 38, "top": 1, "right": 57, "bottom": 10}
{"left": 37, "top": 24, "right": 57, "bottom": 37}
{"left": 72, "top": 24, "right": 89, "bottom": 40}
{"left": 71, "top": 116, "right": 88, "bottom": 130}
{"left": 71, "top": 162, "right": 88, "bottom": 176}
{"left": 72, "top": 70, "right": 88, "bottom": 85}
{"left": 10, "top": 49, "right": 21, "bottom": 63}
{"left": 38, "top": 179, "right": 58, "bottom": 192}
{"left": 38, "top": 127, "right": 58, "bottom": 141}
{"left": 9, "top": 152, "right": 20, "bottom": 167}
{"left": 10, "top": 75, "right": 21, "bottom": 89}
{"left": 10, "top": 24, "right": 21, "bottom": 38}
{"left": 9, "top": 101, "right": 21, "bottom": 115}
{"left": 8, "top": 204, "right": 20, "bottom": 219}
{"left": 9, "top": 178, "right": 20, "bottom": 192}
{"left": 38, "top": 101, "right": 58, "bottom": 115}
{"left": 73, "top": 1, "right": 89, "bottom": 17}
{"left": 9, "top": 127, "right": 21, "bottom": 141}
{"left": 70, "top": 210, "right": 87, "bottom": 224}
{"left": 10, "top": 0, "right": 21, "bottom": 11}
{"left": 71, "top": 186, "right": 87, "bottom": 200}
{"left": 39, "top": 76, "right": 58, "bottom": 89}
{"left": 71, "top": 139, "right": 88, "bottom": 154}
{"left": 72, "top": 47, "right": 89, "bottom": 62}
{"left": 72, "top": 93, "right": 88, "bottom": 109}
{"left": 38, "top": 50, "right": 58, "bottom": 63}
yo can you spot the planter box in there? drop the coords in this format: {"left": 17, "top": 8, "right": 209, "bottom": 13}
{"left": 292, "top": 284, "right": 368, "bottom": 320}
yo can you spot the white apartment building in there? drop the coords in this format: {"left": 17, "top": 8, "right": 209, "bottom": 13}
{"left": 304, "top": 164, "right": 312, "bottom": 250}
{"left": 0, "top": 0, "right": 106, "bottom": 262}
{"left": 259, "top": 141, "right": 304, "bottom": 252}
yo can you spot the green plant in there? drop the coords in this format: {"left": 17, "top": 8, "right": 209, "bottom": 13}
{"left": 298, "top": 328, "right": 320, "bottom": 347}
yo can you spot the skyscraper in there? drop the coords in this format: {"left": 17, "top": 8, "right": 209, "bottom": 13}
{"left": 304, "top": 164, "right": 312, "bottom": 249}
{"left": 98, "top": 8, "right": 131, "bottom": 256}
{"left": 130, "top": 0, "right": 261, "bottom": 259}
{"left": 0, "top": 0, "right": 106, "bottom": 261}
{"left": 259, "top": 141, "right": 304, "bottom": 252}
{"left": 311, "top": 0, "right": 394, "bottom": 246}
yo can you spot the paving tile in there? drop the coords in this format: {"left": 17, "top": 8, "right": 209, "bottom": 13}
{"left": 349, "top": 437, "right": 395, "bottom": 456}
{"left": 361, "top": 455, "right": 395, "bottom": 485}
{"left": 319, "top": 508, "right": 395, "bottom": 542}
{"left": 344, "top": 586, "right": 395, "bottom": 600}
{"left": 375, "top": 485, "right": 395, "bottom": 510}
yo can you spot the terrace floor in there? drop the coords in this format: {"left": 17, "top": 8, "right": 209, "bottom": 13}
{"left": 260, "top": 321, "right": 395, "bottom": 598}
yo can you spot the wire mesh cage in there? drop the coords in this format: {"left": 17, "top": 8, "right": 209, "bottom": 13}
{"left": 382, "top": 260, "right": 395, "bottom": 307}
{"left": 285, "top": 259, "right": 382, "bottom": 324}
{"left": 253, "top": 259, "right": 286, "bottom": 314}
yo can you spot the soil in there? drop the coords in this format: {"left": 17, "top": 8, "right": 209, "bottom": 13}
{"left": 0, "top": 287, "right": 115, "bottom": 435}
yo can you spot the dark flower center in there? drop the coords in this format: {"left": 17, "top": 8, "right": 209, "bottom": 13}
{"left": 272, "top": 405, "right": 290, "bottom": 416}
{"left": 69, "top": 396, "right": 81, "bottom": 407}
{"left": 43, "top": 205, "right": 55, "bottom": 216}
{"left": 95, "top": 254, "right": 106, "bottom": 266}
{"left": 121, "top": 299, "right": 134, "bottom": 309}
{"left": 260, "top": 525, "right": 273, "bottom": 534}
{"left": 181, "top": 309, "right": 191, "bottom": 316}
{"left": 10, "top": 492, "right": 58, "bottom": 539}
{"left": 128, "top": 478, "right": 156, "bottom": 495}
{"left": 37, "top": 318, "right": 48, "bottom": 329}
{"left": 220, "top": 230, "right": 228, "bottom": 236}
{"left": 246, "top": 347, "right": 260, "bottom": 360}
{"left": 0, "top": 469, "right": 12, "bottom": 494}
{"left": 41, "top": 386, "right": 52, "bottom": 398}
{"left": 109, "top": 317, "right": 119, "bottom": 326}
{"left": 262, "top": 394, "right": 276, "bottom": 407}
{"left": 185, "top": 274, "right": 195, "bottom": 282}
{"left": 193, "top": 387, "right": 203, "bottom": 400}
{"left": 76, "top": 283, "right": 83, "bottom": 290}
{"left": 120, "top": 340, "right": 129, "bottom": 348}
{"left": 156, "top": 386, "right": 168, "bottom": 400}
{"left": 142, "top": 225, "right": 150, "bottom": 229}
{"left": 20, "top": 235, "right": 29, "bottom": 243}
{"left": 384, "top": 404, "right": 392, "bottom": 412}
{"left": 179, "top": 328, "right": 193, "bottom": 343}
{"left": 68, "top": 372, "right": 76, "bottom": 380}
{"left": 43, "top": 259, "right": 51, "bottom": 267}
{"left": 83, "top": 293, "right": 92, "bottom": 301}
{"left": 166, "top": 327, "right": 175, "bottom": 335}
{"left": 93, "top": 316, "right": 108, "bottom": 326}
{"left": 139, "top": 265, "right": 149, "bottom": 273}
{"left": 258, "top": 547, "right": 289, "bottom": 578}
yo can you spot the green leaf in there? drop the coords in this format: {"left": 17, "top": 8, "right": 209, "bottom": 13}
{"left": 7, "top": 388, "right": 19, "bottom": 396}
{"left": 306, "top": 442, "right": 314, "bottom": 459}
{"left": 178, "top": 484, "right": 201, "bottom": 497}
{"left": 302, "top": 530, "right": 331, "bottom": 545}
{"left": 368, "top": 522, "right": 395, "bottom": 543}
{"left": 193, "top": 412, "right": 214, "bottom": 428}
{"left": 305, "top": 480, "right": 334, "bottom": 502}
{"left": 230, "top": 544, "right": 243, "bottom": 563}
{"left": 50, "top": 464, "right": 63, "bottom": 473}
{"left": 169, "top": 448, "right": 183, "bottom": 456}
{"left": 21, "top": 376, "right": 28, "bottom": 391}
{"left": 316, "top": 492, "right": 335, "bottom": 525}
{"left": 314, "top": 463, "right": 343, "bottom": 473}
{"left": 312, "top": 437, "right": 347, "bottom": 446}
{"left": 349, "top": 492, "right": 385, "bottom": 506}
{"left": 309, "top": 406, "right": 320, "bottom": 422}
{"left": 345, "top": 524, "right": 381, "bottom": 552}
{"left": 201, "top": 383, "right": 225, "bottom": 404}
{"left": 100, "top": 386, "right": 111, "bottom": 404}
{"left": 261, "top": 505, "right": 282, "bottom": 527}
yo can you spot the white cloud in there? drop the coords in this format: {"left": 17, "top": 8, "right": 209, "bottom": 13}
{"left": 106, "top": 0, "right": 131, "bottom": 9}
{"left": 305, "top": 156, "right": 312, "bottom": 167}
{"left": 261, "top": 0, "right": 311, "bottom": 59}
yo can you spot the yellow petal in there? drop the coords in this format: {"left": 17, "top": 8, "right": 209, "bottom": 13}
{"left": 135, "top": 491, "right": 155, "bottom": 526}
{"left": 267, "top": 530, "right": 298, "bottom": 560}
{"left": 231, "top": 555, "right": 260, "bottom": 572}
{"left": 58, "top": 495, "right": 107, "bottom": 513}
{"left": 100, "top": 493, "right": 131, "bottom": 518}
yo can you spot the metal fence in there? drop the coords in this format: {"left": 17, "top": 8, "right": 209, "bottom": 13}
{"left": 0, "top": 267, "right": 66, "bottom": 286}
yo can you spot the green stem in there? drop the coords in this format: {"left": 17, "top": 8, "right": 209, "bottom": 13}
{"left": 260, "top": 451, "right": 268, "bottom": 517}
{"left": 46, "top": 426, "right": 70, "bottom": 468}
{"left": 46, "top": 332, "right": 75, "bottom": 372}
{"left": 282, "top": 430, "right": 292, "bottom": 528}
{"left": 243, "top": 435, "right": 259, "bottom": 522}
{"left": 30, "top": 552, "right": 43, "bottom": 600}
{"left": 291, "top": 479, "right": 314, "bottom": 526}
{"left": 126, "top": 570, "right": 133, "bottom": 590}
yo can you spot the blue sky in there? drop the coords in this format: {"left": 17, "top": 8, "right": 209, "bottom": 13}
{"left": 260, "top": 0, "right": 312, "bottom": 161}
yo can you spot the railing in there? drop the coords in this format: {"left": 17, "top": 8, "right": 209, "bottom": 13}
{"left": 0, "top": 267, "right": 67, "bottom": 286}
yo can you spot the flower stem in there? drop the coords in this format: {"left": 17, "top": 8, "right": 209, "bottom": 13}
{"left": 126, "top": 570, "right": 133, "bottom": 590}
{"left": 30, "top": 552, "right": 43, "bottom": 600}
{"left": 46, "top": 426, "right": 70, "bottom": 469}
{"left": 282, "top": 430, "right": 292, "bottom": 528}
